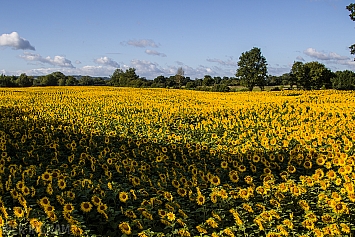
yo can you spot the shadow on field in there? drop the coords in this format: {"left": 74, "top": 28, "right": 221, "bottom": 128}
{"left": 0, "top": 106, "right": 315, "bottom": 236}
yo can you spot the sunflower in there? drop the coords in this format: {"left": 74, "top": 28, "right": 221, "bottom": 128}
{"left": 41, "top": 171, "right": 52, "bottom": 182}
{"left": 142, "top": 210, "right": 153, "bottom": 220}
{"left": 39, "top": 197, "right": 50, "bottom": 207}
{"left": 80, "top": 202, "right": 93, "bottom": 213}
{"left": 196, "top": 195, "right": 205, "bottom": 205}
{"left": 298, "top": 200, "right": 310, "bottom": 211}
{"left": 21, "top": 186, "right": 30, "bottom": 196}
{"left": 177, "top": 188, "right": 187, "bottom": 197}
{"left": 67, "top": 191, "right": 75, "bottom": 200}
{"left": 238, "top": 165, "right": 246, "bottom": 172}
{"left": 304, "top": 160, "right": 312, "bottom": 169}
{"left": 158, "top": 209, "right": 167, "bottom": 217}
{"left": 97, "top": 203, "right": 108, "bottom": 214}
{"left": 229, "top": 171, "right": 239, "bottom": 183}
{"left": 119, "top": 222, "right": 132, "bottom": 235}
{"left": 70, "top": 225, "right": 84, "bottom": 236}
{"left": 46, "top": 211, "right": 57, "bottom": 222}
{"left": 333, "top": 202, "right": 348, "bottom": 214}
{"left": 325, "top": 170, "right": 336, "bottom": 181}
{"left": 125, "top": 210, "right": 137, "bottom": 219}
{"left": 210, "top": 176, "right": 221, "bottom": 186}
{"left": 63, "top": 203, "right": 74, "bottom": 213}
{"left": 172, "top": 179, "right": 180, "bottom": 188}
{"left": 13, "top": 207, "right": 24, "bottom": 218}
{"left": 206, "top": 217, "right": 218, "bottom": 228}
{"left": 29, "top": 218, "right": 43, "bottom": 233}
{"left": 340, "top": 223, "right": 351, "bottom": 234}
{"left": 221, "top": 161, "right": 228, "bottom": 169}
{"left": 91, "top": 195, "right": 101, "bottom": 206}
{"left": 119, "top": 192, "right": 129, "bottom": 203}
{"left": 10, "top": 189, "right": 19, "bottom": 199}
{"left": 287, "top": 165, "right": 296, "bottom": 174}
{"left": 16, "top": 181, "right": 25, "bottom": 190}
{"left": 57, "top": 179, "right": 66, "bottom": 190}
{"left": 164, "top": 192, "right": 173, "bottom": 201}
{"left": 166, "top": 212, "right": 176, "bottom": 221}
{"left": 244, "top": 175, "right": 253, "bottom": 185}
{"left": 44, "top": 205, "right": 55, "bottom": 213}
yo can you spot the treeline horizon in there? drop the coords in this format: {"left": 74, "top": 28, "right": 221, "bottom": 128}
{"left": 1, "top": 61, "right": 355, "bottom": 91}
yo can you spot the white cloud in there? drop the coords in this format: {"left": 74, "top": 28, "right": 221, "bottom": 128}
{"left": 145, "top": 49, "right": 166, "bottom": 57}
{"left": 303, "top": 47, "right": 355, "bottom": 68}
{"left": 19, "top": 52, "right": 74, "bottom": 68}
{"left": 304, "top": 48, "right": 349, "bottom": 61}
{"left": 75, "top": 60, "right": 82, "bottom": 64}
{"left": 0, "top": 32, "right": 35, "bottom": 50}
{"left": 94, "top": 56, "right": 119, "bottom": 68}
{"left": 121, "top": 39, "right": 160, "bottom": 48}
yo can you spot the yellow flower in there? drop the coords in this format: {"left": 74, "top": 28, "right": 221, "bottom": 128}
{"left": 119, "top": 222, "right": 132, "bottom": 235}
{"left": 166, "top": 212, "right": 176, "bottom": 221}
{"left": 80, "top": 202, "right": 93, "bottom": 213}
{"left": 63, "top": 203, "right": 74, "bottom": 213}
{"left": 13, "top": 207, "right": 24, "bottom": 218}
{"left": 206, "top": 217, "right": 218, "bottom": 228}
{"left": 70, "top": 225, "right": 83, "bottom": 236}
{"left": 196, "top": 195, "right": 205, "bottom": 205}
{"left": 119, "top": 192, "right": 129, "bottom": 203}
{"left": 91, "top": 195, "right": 101, "bottom": 206}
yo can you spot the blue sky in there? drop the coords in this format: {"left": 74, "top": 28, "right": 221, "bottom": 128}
{"left": 1, "top": 0, "right": 355, "bottom": 79}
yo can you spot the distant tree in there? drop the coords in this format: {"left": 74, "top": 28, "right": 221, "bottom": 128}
{"left": 40, "top": 74, "right": 58, "bottom": 86}
{"left": 202, "top": 75, "right": 214, "bottom": 86}
{"left": 175, "top": 67, "right": 185, "bottom": 88}
{"left": 110, "top": 68, "right": 139, "bottom": 87}
{"left": 65, "top": 76, "right": 78, "bottom": 86}
{"left": 0, "top": 74, "right": 17, "bottom": 87}
{"left": 290, "top": 61, "right": 333, "bottom": 90}
{"left": 78, "top": 76, "right": 94, "bottom": 86}
{"left": 331, "top": 70, "right": 355, "bottom": 90}
{"left": 16, "top": 73, "right": 33, "bottom": 87}
{"left": 236, "top": 47, "right": 268, "bottom": 91}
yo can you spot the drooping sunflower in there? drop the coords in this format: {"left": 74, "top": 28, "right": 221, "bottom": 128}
{"left": 119, "top": 222, "right": 132, "bottom": 235}
{"left": 13, "top": 207, "right": 24, "bottom": 218}
{"left": 97, "top": 203, "right": 108, "bottom": 214}
{"left": 80, "top": 202, "right": 93, "bottom": 213}
{"left": 70, "top": 225, "right": 83, "bottom": 236}
{"left": 177, "top": 188, "right": 187, "bottom": 197}
{"left": 91, "top": 195, "right": 101, "bottom": 206}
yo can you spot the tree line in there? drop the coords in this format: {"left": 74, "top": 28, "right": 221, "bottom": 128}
{"left": 1, "top": 57, "right": 355, "bottom": 91}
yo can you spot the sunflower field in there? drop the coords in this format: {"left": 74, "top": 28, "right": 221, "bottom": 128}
{"left": 0, "top": 87, "right": 354, "bottom": 237}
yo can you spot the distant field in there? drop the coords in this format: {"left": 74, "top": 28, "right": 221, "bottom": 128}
{"left": 0, "top": 87, "right": 354, "bottom": 236}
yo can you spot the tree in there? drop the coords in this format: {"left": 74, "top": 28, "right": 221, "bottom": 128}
{"left": 16, "top": 73, "right": 33, "bottom": 87}
{"left": 331, "top": 70, "right": 355, "bottom": 90}
{"left": 175, "top": 67, "right": 185, "bottom": 88}
{"left": 110, "top": 68, "right": 139, "bottom": 87}
{"left": 290, "top": 61, "right": 333, "bottom": 90}
{"left": 202, "top": 75, "right": 214, "bottom": 86}
{"left": 236, "top": 47, "right": 268, "bottom": 91}
{"left": 347, "top": 3, "right": 355, "bottom": 58}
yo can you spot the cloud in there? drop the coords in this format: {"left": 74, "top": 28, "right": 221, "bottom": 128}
{"left": 145, "top": 49, "right": 166, "bottom": 57}
{"left": 0, "top": 32, "right": 35, "bottom": 50}
{"left": 121, "top": 39, "right": 160, "bottom": 48}
{"left": 94, "top": 56, "right": 119, "bottom": 68}
{"left": 304, "top": 48, "right": 349, "bottom": 60}
{"left": 19, "top": 52, "right": 74, "bottom": 68}
{"left": 75, "top": 60, "right": 82, "bottom": 64}
{"left": 206, "top": 57, "right": 237, "bottom": 67}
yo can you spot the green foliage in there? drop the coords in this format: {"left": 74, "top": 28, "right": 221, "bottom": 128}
{"left": 235, "top": 47, "right": 268, "bottom": 91}
{"left": 331, "top": 70, "right": 355, "bottom": 90}
{"left": 210, "top": 84, "right": 230, "bottom": 92}
{"left": 290, "top": 61, "right": 334, "bottom": 90}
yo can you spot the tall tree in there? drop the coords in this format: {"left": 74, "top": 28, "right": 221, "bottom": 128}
{"left": 236, "top": 47, "right": 268, "bottom": 91}
{"left": 175, "top": 67, "right": 185, "bottom": 88}
{"left": 347, "top": 3, "right": 355, "bottom": 58}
